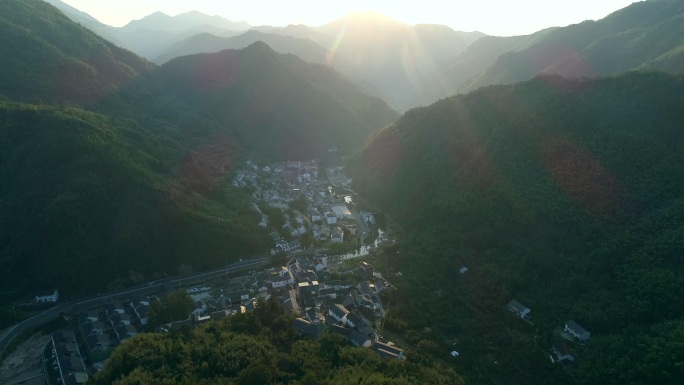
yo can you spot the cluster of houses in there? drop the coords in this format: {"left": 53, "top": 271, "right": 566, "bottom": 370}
{"left": 506, "top": 299, "right": 591, "bottom": 367}
{"left": 234, "top": 159, "right": 374, "bottom": 253}
{"left": 68, "top": 297, "right": 154, "bottom": 374}
{"left": 158, "top": 256, "right": 402, "bottom": 360}
{"left": 44, "top": 330, "right": 88, "bottom": 385}
{"left": 264, "top": 257, "right": 400, "bottom": 358}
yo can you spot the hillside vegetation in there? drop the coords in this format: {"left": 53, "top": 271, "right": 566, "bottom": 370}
{"left": 107, "top": 42, "right": 398, "bottom": 161}
{"left": 0, "top": 0, "right": 153, "bottom": 105}
{"left": 92, "top": 298, "right": 466, "bottom": 385}
{"left": 0, "top": 101, "right": 269, "bottom": 301}
{"left": 349, "top": 72, "right": 684, "bottom": 384}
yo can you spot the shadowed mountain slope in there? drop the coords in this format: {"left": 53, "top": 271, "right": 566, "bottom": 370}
{"left": 350, "top": 71, "right": 684, "bottom": 384}
{"left": 0, "top": 0, "right": 153, "bottom": 105}
{"left": 116, "top": 42, "right": 398, "bottom": 161}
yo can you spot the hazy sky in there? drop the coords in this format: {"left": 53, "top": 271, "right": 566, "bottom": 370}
{"left": 60, "top": 0, "right": 639, "bottom": 36}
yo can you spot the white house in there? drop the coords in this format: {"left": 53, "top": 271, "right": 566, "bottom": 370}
{"left": 272, "top": 239, "right": 301, "bottom": 255}
{"left": 325, "top": 212, "right": 337, "bottom": 225}
{"left": 565, "top": 320, "right": 591, "bottom": 341}
{"left": 35, "top": 289, "right": 59, "bottom": 303}
{"left": 331, "top": 205, "right": 353, "bottom": 220}
{"left": 350, "top": 330, "right": 373, "bottom": 348}
{"left": 459, "top": 266, "right": 469, "bottom": 274}
{"left": 270, "top": 268, "right": 295, "bottom": 289}
{"left": 329, "top": 304, "right": 350, "bottom": 324}
{"left": 309, "top": 209, "right": 323, "bottom": 222}
{"left": 507, "top": 299, "right": 530, "bottom": 319}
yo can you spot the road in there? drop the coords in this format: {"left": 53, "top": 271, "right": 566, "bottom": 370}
{"left": 0, "top": 257, "right": 271, "bottom": 359}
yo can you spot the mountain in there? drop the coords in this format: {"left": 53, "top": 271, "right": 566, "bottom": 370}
{"left": 250, "top": 24, "right": 324, "bottom": 42}
{"left": 349, "top": 71, "right": 684, "bottom": 384}
{"left": 44, "top": 0, "right": 125, "bottom": 46}
{"left": 0, "top": 0, "right": 153, "bottom": 104}
{"left": 149, "top": 11, "right": 486, "bottom": 112}
{"left": 0, "top": 101, "right": 270, "bottom": 302}
{"left": 121, "top": 10, "right": 251, "bottom": 33}
{"left": 115, "top": 11, "right": 251, "bottom": 59}
{"left": 311, "top": 12, "right": 485, "bottom": 111}
{"left": 154, "top": 30, "right": 330, "bottom": 65}
{"left": 120, "top": 42, "right": 398, "bottom": 160}
{"left": 419, "top": 28, "right": 557, "bottom": 103}
{"left": 461, "top": 0, "right": 684, "bottom": 92}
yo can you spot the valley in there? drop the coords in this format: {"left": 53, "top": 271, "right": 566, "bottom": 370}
{"left": 1, "top": 0, "right": 683, "bottom": 384}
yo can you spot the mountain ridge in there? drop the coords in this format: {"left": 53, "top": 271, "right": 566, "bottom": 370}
{"left": 460, "top": 0, "right": 684, "bottom": 91}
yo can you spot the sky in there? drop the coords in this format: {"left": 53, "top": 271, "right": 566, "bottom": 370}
{"left": 60, "top": 0, "right": 639, "bottom": 36}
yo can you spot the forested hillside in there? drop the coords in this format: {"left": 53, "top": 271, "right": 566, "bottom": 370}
{"left": 108, "top": 41, "right": 398, "bottom": 160}
{"left": 92, "top": 298, "right": 465, "bottom": 385}
{"left": 0, "top": 102, "right": 269, "bottom": 301}
{"left": 349, "top": 72, "right": 684, "bottom": 384}
{"left": 0, "top": 0, "right": 153, "bottom": 105}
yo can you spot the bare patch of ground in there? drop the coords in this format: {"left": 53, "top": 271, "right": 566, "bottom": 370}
{"left": 0, "top": 332, "right": 50, "bottom": 383}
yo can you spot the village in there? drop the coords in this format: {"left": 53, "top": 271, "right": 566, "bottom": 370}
{"left": 233, "top": 158, "right": 377, "bottom": 254}
{"left": 28, "top": 159, "right": 403, "bottom": 385}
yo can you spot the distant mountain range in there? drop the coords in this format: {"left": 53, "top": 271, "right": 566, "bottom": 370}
{"left": 45, "top": 0, "right": 251, "bottom": 59}
{"left": 49, "top": 1, "right": 684, "bottom": 113}
{"left": 47, "top": 1, "right": 486, "bottom": 111}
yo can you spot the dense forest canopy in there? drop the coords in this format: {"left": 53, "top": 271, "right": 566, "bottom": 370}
{"left": 349, "top": 72, "right": 684, "bottom": 384}
{"left": 0, "top": 101, "right": 269, "bottom": 301}
{"left": 0, "top": 0, "right": 153, "bottom": 105}
{"left": 92, "top": 297, "right": 466, "bottom": 385}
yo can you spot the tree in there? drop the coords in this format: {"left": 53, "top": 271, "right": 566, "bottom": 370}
{"left": 148, "top": 290, "right": 194, "bottom": 328}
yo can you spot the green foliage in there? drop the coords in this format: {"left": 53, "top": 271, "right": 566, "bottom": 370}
{"left": 109, "top": 42, "right": 398, "bottom": 161}
{"left": 0, "top": 102, "right": 269, "bottom": 302}
{"left": 92, "top": 315, "right": 465, "bottom": 385}
{"left": 148, "top": 290, "right": 195, "bottom": 328}
{"left": 0, "top": 0, "right": 153, "bottom": 105}
{"left": 349, "top": 72, "right": 684, "bottom": 384}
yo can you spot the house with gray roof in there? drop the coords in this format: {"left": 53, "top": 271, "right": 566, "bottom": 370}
{"left": 507, "top": 299, "right": 531, "bottom": 319}
{"left": 371, "top": 341, "right": 405, "bottom": 360}
{"left": 329, "top": 304, "right": 350, "bottom": 323}
{"left": 565, "top": 320, "right": 591, "bottom": 341}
